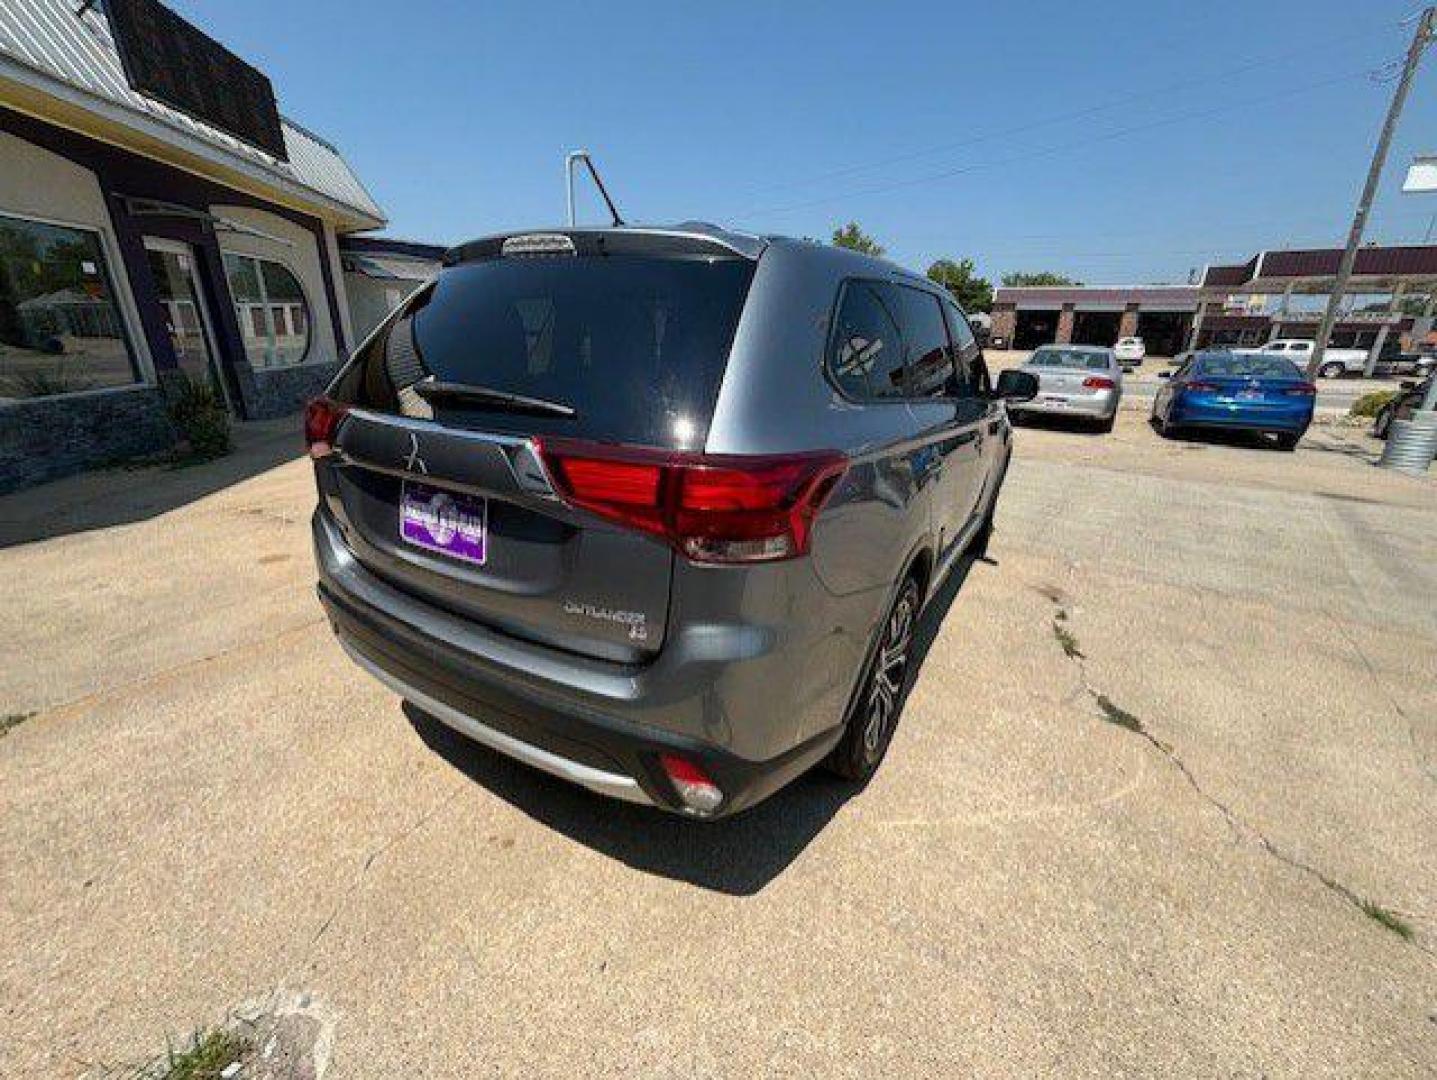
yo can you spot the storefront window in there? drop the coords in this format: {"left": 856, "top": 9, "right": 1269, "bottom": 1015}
{"left": 0, "top": 213, "right": 138, "bottom": 401}
{"left": 222, "top": 253, "right": 311, "bottom": 368}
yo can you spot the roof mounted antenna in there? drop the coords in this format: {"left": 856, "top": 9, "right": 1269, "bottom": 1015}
{"left": 566, "top": 150, "right": 624, "bottom": 227}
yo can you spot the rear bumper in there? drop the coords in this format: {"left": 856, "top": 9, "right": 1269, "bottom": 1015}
{"left": 1012, "top": 390, "right": 1118, "bottom": 419}
{"left": 1169, "top": 399, "right": 1312, "bottom": 433}
{"left": 314, "top": 510, "right": 846, "bottom": 817}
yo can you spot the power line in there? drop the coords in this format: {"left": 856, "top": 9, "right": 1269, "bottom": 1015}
{"left": 733, "top": 19, "right": 1407, "bottom": 204}
{"left": 743, "top": 65, "right": 1389, "bottom": 217}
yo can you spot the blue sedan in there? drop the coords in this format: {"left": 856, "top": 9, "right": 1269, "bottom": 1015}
{"left": 1151, "top": 350, "right": 1316, "bottom": 450}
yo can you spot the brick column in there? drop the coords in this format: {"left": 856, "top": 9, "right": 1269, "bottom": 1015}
{"left": 1056, "top": 304, "right": 1075, "bottom": 344}
{"left": 990, "top": 303, "right": 1016, "bottom": 345}
{"left": 1118, "top": 303, "right": 1139, "bottom": 339}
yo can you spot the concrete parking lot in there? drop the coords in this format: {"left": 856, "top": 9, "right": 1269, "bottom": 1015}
{"left": 1, "top": 414, "right": 1434, "bottom": 1076}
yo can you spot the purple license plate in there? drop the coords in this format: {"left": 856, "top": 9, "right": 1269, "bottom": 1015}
{"left": 399, "top": 482, "right": 488, "bottom": 565}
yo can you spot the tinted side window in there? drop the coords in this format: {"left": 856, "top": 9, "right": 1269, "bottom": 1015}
{"left": 830, "top": 281, "right": 907, "bottom": 399}
{"left": 942, "top": 301, "right": 981, "bottom": 395}
{"left": 895, "top": 286, "right": 954, "bottom": 397}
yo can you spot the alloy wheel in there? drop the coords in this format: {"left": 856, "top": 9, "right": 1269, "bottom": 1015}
{"left": 863, "top": 584, "right": 916, "bottom": 759}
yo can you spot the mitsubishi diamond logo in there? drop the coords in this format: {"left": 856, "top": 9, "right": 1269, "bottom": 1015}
{"left": 403, "top": 431, "right": 429, "bottom": 475}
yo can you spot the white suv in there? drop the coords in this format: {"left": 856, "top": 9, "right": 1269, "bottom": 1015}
{"left": 1114, "top": 337, "right": 1145, "bottom": 366}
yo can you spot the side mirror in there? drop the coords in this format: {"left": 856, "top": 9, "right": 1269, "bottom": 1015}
{"left": 995, "top": 369, "right": 1038, "bottom": 402}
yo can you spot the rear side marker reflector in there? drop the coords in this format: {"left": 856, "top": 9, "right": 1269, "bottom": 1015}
{"left": 304, "top": 396, "right": 348, "bottom": 458}
{"left": 537, "top": 438, "right": 847, "bottom": 565}
{"left": 659, "top": 754, "right": 724, "bottom": 815}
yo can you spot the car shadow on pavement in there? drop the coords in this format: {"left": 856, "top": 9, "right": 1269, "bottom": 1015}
{"left": 0, "top": 416, "right": 302, "bottom": 548}
{"left": 1146, "top": 418, "right": 1299, "bottom": 453}
{"left": 1011, "top": 413, "right": 1108, "bottom": 435}
{"left": 405, "top": 554, "right": 976, "bottom": 897}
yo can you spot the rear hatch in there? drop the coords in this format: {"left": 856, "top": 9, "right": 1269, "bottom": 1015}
{"left": 322, "top": 231, "right": 758, "bottom": 664}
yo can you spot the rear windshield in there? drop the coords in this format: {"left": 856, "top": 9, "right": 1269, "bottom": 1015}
{"left": 1196, "top": 353, "right": 1302, "bottom": 379}
{"left": 1029, "top": 348, "right": 1111, "bottom": 371}
{"left": 333, "top": 254, "right": 755, "bottom": 448}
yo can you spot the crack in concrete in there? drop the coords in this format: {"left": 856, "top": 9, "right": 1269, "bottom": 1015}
{"left": 1324, "top": 609, "right": 1437, "bottom": 791}
{"left": 10, "top": 617, "right": 326, "bottom": 726}
{"left": 305, "top": 789, "right": 459, "bottom": 960}
{"left": 1045, "top": 594, "right": 1433, "bottom": 954}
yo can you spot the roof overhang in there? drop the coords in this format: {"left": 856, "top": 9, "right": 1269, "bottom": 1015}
{"left": 0, "top": 54, "right": 385, "bottom": 232}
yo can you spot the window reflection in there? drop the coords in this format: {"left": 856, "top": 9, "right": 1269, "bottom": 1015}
{"left": 222, "top": 253, "right": 311, "bottom": 368}
{"left": 0, "top": 213, "right": 137, "bottom": 400}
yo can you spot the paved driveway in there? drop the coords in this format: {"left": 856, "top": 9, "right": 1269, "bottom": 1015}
{"left": 1, "top": 416, "right": 1433, "bottom": 1077}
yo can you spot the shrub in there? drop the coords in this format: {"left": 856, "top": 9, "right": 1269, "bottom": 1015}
{"left": 165, "top": 372, "right": 232, "bottom": 459}
{"left": 1349, "top": 390, "right": 1397, "bottom": 419}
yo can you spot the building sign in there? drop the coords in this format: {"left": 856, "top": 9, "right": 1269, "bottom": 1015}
{"left": 104, "top": 0, "right": 288, "bottom": 161}
{"left": 1403, "top": 154, "right": 1437, "bottom": 193}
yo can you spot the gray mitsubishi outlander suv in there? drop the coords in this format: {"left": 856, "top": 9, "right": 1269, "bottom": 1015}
{"left": 309, "top": 223, "right": 1036, "bottom": 818}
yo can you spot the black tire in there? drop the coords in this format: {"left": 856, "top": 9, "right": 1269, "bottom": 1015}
{"left": 1274, "top": 431, "right": 1300, "bottom": 451}
{"left": 824, "top": 576, "right": 920, "bottom": 781}
{"left": 1374, "top": 408, "right": 1392, "bottom": 440}
{"left": 1319, "top": 362, "right": 1345, "bottom": 379}
{"left": 1096, "top": 412, "right": 1116, "bottom": 434}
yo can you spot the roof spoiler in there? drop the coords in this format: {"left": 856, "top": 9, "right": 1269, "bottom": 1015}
{"left": 444, "top": 225, "right": 766, "bottom": 266}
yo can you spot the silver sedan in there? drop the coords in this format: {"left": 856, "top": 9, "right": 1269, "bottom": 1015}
{"left": 1008, "top": 345, "right": 1123, "bottom": 432}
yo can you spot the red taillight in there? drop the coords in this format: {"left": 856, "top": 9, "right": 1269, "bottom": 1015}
{"left": 1283, "top": 383, "right": 1318, "bottom": 397}
{"left": 658, "top": 753, "right": 724, "bottom": 815}
{"left": 1183, "top": 380, "right": 1218, "bottom": 392}
{"left": 304, "top": 396, "right": 347, "bottom": 459}
{"left": 1082, "top": 376, "right": 1116, "bottom": 390}
{"left": 537, "top": 438, "right": 847, "bottom": 564}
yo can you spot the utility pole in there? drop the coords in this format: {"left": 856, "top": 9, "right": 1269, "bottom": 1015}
{"left": 1308, "top": 7, "right": 1436, "bottom": 381}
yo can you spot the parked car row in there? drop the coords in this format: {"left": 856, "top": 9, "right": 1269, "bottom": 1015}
{"left": 1010, "top": 346, "right": 1317, "bottom": 449}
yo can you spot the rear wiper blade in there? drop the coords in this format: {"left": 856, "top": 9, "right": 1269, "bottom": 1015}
{"left": 411, "top": 377, "right": 576, "bottom": 418}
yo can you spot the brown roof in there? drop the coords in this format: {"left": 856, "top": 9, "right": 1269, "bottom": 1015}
{"left": 1202, "top": 257, "right": 1259, "bottom": 288}
{"left": 1202, "top": 244, "right": 1437, "bottom": 288}
{"left": 993, "top": 286, "right": 1200, "bottom": 307}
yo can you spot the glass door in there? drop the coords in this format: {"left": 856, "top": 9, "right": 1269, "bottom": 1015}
{"left": 143, "top": 238, "right": 232, "bottom": 412}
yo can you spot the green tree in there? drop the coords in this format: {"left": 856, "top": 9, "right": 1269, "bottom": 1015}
{"left": 926, "top": 258, "right": 993, "bottom": 313}
{"left": 831, "top": 222, "right": 884, "bottom": 256}
{"left": 1001, "top": 270, "right": 1081, "bottom": 287}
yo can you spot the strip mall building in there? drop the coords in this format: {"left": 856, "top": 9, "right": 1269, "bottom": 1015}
{"left": 0, "top": 0, "right": 399, "bottom": 492}
{"left": 991, "top": 244, "right": 1437, "bottom": 362}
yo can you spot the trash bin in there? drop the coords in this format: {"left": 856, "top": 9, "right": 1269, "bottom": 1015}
{"left": 1379, "top": 410, "right": 1437, "bottom": 473}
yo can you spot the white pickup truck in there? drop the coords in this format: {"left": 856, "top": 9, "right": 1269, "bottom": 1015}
{"left": 1238, "top": 339, "right": 1368, "bottom": 378}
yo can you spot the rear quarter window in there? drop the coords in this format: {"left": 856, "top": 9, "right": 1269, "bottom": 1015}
{"left": 828, "top": 281, "right": 908, "bottom": 400}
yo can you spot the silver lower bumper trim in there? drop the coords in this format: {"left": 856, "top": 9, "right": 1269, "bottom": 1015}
{"left": 340, "top": 639, "right": 653, "bottom": 805}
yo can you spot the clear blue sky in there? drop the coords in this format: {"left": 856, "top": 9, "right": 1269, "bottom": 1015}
{"left": 172, "top": 0, "right": 1437, "bottom": 285}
